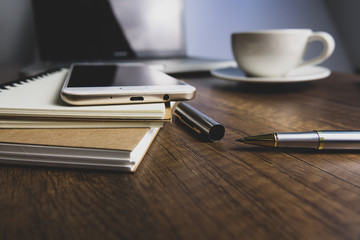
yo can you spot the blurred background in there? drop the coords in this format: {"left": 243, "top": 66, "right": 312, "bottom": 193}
{"left": 0, "top": 0, "right": 358, "bottom": 73}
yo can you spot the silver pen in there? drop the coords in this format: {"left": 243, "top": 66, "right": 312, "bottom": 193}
{"left": 236, "top": 131, "right": 360, "bottom": 150}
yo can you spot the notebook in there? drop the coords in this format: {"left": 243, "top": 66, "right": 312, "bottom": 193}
{"left": 0, "top": 128, "right": 159, "bottom": 172}
{"left": 0, "top": 68, "right": 171, "bottom": 128}
{"left": 29, "top": 0, "right": 236, "bottom": 74}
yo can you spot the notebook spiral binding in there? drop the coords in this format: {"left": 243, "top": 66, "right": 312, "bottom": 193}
{"left": 0, "top": 68, "right": 63, "bottom": 92}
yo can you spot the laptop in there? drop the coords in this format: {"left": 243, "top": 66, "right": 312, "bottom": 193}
{"left": 30, "top": 0, "right": 235, "bottom": 74}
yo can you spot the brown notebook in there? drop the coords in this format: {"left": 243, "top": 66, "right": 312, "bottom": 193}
{"left": 0, "top": 127, "right": 159, "bottom": 172}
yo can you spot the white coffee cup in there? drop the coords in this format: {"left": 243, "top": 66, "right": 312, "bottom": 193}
{"left": 231, "top": 29, "right": 335, "bottom": 77}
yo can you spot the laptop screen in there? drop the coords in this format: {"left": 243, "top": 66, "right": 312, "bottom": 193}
{"left": 32, "top": 0, "right": 185, "bottom": 62}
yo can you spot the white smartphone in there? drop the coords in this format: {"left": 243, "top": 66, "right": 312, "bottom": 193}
{"left": 61, "top": 64, "right": 196, "bottom": 105}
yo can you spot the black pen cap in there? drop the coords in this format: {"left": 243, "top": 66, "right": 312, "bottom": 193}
{"left": 174, "top": 102, "right": 225, "bottom": 141}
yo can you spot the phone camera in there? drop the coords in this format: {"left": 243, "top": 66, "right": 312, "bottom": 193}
{"left": 163, "top": 94, "right": 170, "bottom": 101}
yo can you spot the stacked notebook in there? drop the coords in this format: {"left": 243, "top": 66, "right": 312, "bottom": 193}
{"left": 0, "top": 68, "right": 171, "bottom": 128}
{"left": 0, "top": 69, "right": 171, "bottom": 172}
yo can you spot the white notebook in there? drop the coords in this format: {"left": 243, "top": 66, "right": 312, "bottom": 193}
{"left": 0, "top": 69, "right": 171, "bottom": 128}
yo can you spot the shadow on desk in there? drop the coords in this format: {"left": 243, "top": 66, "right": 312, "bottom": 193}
{"left": 0, "top": 163, "right": 132, "bottom": 175}
{"left": 232, "top": 145, "right": 360, "bottom": 154}
{"left": 212, "top": 81, "right": 316, "bottom": 94}
{"left": 353, "top": 82, "right": 360, "bottom": 90}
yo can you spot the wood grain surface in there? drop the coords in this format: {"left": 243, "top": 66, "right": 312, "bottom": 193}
{"left": 1, "top": 71, "right": 360, "bottom": 240}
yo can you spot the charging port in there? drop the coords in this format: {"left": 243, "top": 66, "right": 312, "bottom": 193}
{"left": 163, "top": 94, "right": 170, "bottom": 101}
{"left": 130, "top": 96, "right": 144, "bottom": 101}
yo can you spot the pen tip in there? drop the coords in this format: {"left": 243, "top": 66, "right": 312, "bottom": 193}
{"left": 236, "top": 138, "right": 245, "bottom": 142}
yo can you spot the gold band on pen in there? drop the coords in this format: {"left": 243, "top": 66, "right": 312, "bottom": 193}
{"left": 316, "top": 131, "right": 325, "bottom": 150}
{"left": 274, "top": 133, "right": 279, "bottom": 147}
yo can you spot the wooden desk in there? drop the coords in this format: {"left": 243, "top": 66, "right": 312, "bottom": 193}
{"left": 1, "top": 71, "right": 360, "bottom": 239}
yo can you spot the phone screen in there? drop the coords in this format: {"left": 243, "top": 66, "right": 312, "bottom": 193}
{"left": 67, "top": 65, "right": 184, "bottom": 87}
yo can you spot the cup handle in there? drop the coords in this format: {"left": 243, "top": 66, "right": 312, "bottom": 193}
{"left": 298, "top": 31, "right": 335, "bottom": 68}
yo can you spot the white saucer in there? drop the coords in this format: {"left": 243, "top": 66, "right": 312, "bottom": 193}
{"left": 210, "top": 66, "right": 331, "bottom": 83}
